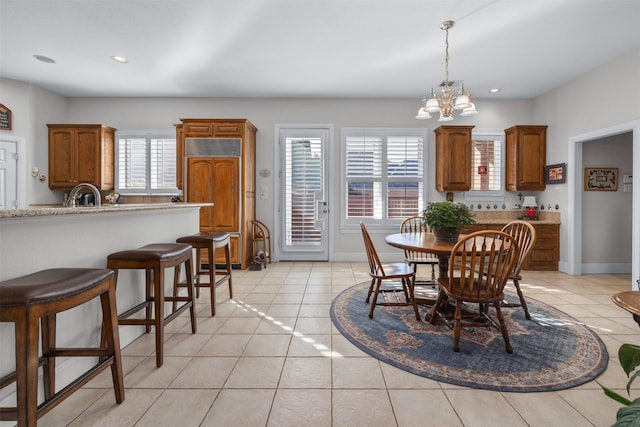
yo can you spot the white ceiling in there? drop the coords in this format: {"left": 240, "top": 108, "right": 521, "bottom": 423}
{"left": 2, "top": 0, "right": 640, "bottom": 100}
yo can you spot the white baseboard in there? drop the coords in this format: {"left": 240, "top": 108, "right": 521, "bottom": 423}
{"left": 581, "top": 263, "right": 632, "bottom": 274}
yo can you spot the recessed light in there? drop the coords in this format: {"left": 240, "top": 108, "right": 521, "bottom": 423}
{"left": 489, "top": 88, "right": 501, "bottom": 94}
{"left": 110, "top": 56, "right": 128, "bottom": 64}
{"left": 33, "top": 54, "right": 56, "bottom": 64}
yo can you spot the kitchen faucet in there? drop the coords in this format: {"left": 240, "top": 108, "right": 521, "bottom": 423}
{"left": 65, "top": 183, "right": 102, "bottom": 207}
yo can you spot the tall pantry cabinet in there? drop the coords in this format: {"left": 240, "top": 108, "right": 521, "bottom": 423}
{"left": 177, "top": 119, "right": 257, "bottom": 269}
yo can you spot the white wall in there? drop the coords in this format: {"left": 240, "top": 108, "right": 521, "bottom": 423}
{"left": 2, "top": 47, "right": 639, "bottom": 270}
{"left": 0, "top": 78, "right": 68, "bottom": 204}
{"left": 60, "top": 96, "right": 534, "bottom": 259}
{"left": 533, "top": 48, "right": 640, "bottom": 275}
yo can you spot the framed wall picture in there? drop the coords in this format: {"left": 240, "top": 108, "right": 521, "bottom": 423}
{"left": 545, "top": 163, "right": 566, "bottom": 184}
{"left": 584, "top": 167, "right": 618, "bottom": 191}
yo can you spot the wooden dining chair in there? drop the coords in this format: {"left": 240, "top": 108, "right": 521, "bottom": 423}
{"left": 360, "top": 222, "right": 420, "bottom": 320}
{"left": 500, "top": 220, "right": 537, "bottom": 320}
{"left": 399, "top": 216, "right": 438, "bottom": 286}
{"left": 429, "top": 230, "right": 519, "bottom": 353}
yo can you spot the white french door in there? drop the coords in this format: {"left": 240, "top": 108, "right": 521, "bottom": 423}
{"left": 277, "top": 126, "right": 331, "bottom": 261}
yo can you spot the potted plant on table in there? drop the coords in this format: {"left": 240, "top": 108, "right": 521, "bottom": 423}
{"left": 421, "top": 201, "right": 475, "bottom": 242}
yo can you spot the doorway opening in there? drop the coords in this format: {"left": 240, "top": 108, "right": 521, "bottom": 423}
{"left": 568, "top": 120, "right": 640, "bottom": 289}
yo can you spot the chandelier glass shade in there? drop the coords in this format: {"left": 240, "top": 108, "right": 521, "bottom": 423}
{"left": 415, "top": 20, "right": 478, "bottom": 121}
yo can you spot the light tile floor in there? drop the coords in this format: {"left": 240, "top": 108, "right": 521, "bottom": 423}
{"left": 12, "top": 263, "right": 640, "bottom": 426}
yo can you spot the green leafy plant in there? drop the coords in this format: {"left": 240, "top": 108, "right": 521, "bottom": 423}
{"left": 600, "top": 343, "right": 640, "bottom": 425}
{"left": 421, "top": 201, "right": 475, "bottom": 233}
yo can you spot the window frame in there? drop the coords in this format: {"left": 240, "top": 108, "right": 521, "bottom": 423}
{"left": 340, "top": 127, "right": 428, "bottom": 232}
{"left": 115, "top": 129, "right": 179, "bottom": 196}
{"left": 464, "top": 132, "right": 506, "bottom": 203}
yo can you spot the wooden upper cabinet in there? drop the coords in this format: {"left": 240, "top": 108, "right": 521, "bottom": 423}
{"left": 183, "top": 122, "right": 213, "bottom": 137}
{"left": 505, "top": 125, "right": 547, "bottom": 191}
{"left": 47, "top": 124, "right": 115, "bottom": 190}
{"left": 434, "top": 125, "right": 474, "bottom": 191}
{"left": 181, "top": 120, "right": 243, "bottom": 138}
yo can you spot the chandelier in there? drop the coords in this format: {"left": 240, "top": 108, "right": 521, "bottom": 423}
{"left": 415, "top": 20, "right": 478, "bottom": 121}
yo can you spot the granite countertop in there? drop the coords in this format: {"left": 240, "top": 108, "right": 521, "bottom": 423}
{"left": 0, "top": 202, "right": 212, "bottom": 219}
{"left": 470, "top": 210, "right": 560, "bottom": 225}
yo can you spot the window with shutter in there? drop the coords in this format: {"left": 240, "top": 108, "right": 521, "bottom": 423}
{"left": 342, "top": 128, "right": 426, "bottom": 229}
{"left": 465, "top": 133, "right": 505, "bottom": 201}
{"left": 116, "top": 131, "right": 179, "bottom": 195}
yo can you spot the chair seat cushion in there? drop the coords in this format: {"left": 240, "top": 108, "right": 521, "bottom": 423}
{"left": 177, "top": 232, "right": 230, "bottom": 246}
{"left": 108, "top": 243, "right": 191, "bottom": 263}
{"left": 0, "top": 268, "right": 115, "bottom": 307}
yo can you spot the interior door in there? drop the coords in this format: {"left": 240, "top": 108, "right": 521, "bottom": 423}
{"left": 278, "top": 127, "right": 330, "bottom": 261}
{"left": 0, "top": 139, "right": 18, "bottom": 209}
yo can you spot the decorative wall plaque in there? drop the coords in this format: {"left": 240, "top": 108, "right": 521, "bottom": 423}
{"left": 0, "top": 104, "right": 12, "bottom": 131}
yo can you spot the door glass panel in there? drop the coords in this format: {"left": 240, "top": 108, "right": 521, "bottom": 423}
{"left": 284, "top": 137, "right": 323, "bottom": 247}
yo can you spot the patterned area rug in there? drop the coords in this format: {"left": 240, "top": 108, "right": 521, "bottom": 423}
{"left": 330, "top": 282, "right": 609, "bottom": 392}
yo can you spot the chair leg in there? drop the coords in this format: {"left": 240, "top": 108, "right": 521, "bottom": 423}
{"left": 453, "top": 300, "right": 462, "bottom": 352}
{"left": 365, "top": 278, "right": 375, "bottom": 303}
{"left": 406, "top": 277, "right": 420, "bottom": 321}
{"left": 494, "top": 302, "right": 513, "bottom": 353}
{"left": 41, "top": 314, "right": 56, "bottom": 400}
{"left": 368, "top": 279, "right": 382, "bottom": 318}
{"left": 100, "top": 285, "right": 125, "bottom": 403}
{"left": 153, "top": 266, "right": 165, "bottom": 368}
{"left": 145, "top": 269, "right": 153, "bottom": 334}
{"left": 15, "top": 311, "right": 40, "bottom": 426}
{"left": 207, "top": 246, "right": 216, "bottom": 316}
{"left": 512, "top": 278, "right": 530, "bottom": 320}
{"left": 224, "top": 243, "right": 233, "bottom": 298}
{"left": 195, "top": 248, "right": 202, "bottom": 299}
{"left": 185, "top": 258, "right": 197, "bottom": 333}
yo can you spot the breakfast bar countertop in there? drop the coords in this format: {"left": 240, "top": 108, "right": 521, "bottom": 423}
{"left": 0, "top": 202, "right": 212, "bottom": 219}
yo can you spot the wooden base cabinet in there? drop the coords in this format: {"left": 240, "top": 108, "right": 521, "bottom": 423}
{"left": 460, "top": 222, "right": 559, "bottom": 270}
{"left": 47, "top": 124, "right": 116, "bottom": 190}
{"left": 180, "top": 119, "right": 257, "bottom": 269}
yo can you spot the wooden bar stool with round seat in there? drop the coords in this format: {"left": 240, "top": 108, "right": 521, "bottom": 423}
{"left": 0, "top": 268, "right": 125, "bottom": 427}
{"left": 107, "top": 243, "right": 197, "bottom": 368}
{"left": 176, "top": 232, "right": 233, "bottom": 316}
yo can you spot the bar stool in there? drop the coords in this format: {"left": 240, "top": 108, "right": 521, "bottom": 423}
{"left": 107, "top": 243, "right": 196, "bottom": 367}
{"left": 0, "top": 268, "right": 124, "bottom": 427}
{"left": 176, "top": 232, "right": 233, "bottom": 316}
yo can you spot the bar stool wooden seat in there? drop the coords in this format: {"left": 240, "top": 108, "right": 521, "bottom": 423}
{"left": 107, "top": 243, "right": 196, "bottom": 367}
{"left": 0, "top": 268, "right": 124, "bottom": 427}
{"left": 176, "top": 232, "right": 233, "bottom": 316}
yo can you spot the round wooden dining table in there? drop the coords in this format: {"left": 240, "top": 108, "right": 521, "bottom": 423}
{"left": 612, "top": 291, "right": 640, "bottom": 328}
{"left": 385, "top": 232, "right": 461, "bottom": 281}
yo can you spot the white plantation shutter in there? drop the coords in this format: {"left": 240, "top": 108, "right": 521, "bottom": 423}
{"left": 471, "top": 137, "right": 502, "bottom": 192}
{"left": 342, "top": 128, "right": 426, "bottom": 226}
{"left": 345, "top": 135, "right": 383, "bottom": 219}
{"left": 150, "top": 138, "right": 177, "bottom": 189}
{"left": 387, "top": 136, "right": 423, "bottom": 218}
{"left": 284, "top": 138, "right": 323, "bottom": 246}
{"left": 116, "top": 131, "right": 178, "bottom": 195}
{"left": 118, "top": 137, "right": 147, "bottom": 189}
